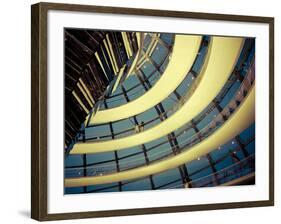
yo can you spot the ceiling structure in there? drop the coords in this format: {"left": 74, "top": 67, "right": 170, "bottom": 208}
{"left": 64, "top": 30, "right": 255, "bottom": 194}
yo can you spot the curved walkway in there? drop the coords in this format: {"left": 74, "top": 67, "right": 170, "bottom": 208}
{"left": 70, "top": 37, "right": 244, "bottom": 154}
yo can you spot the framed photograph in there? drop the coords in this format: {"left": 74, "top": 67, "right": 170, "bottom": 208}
{"left": 31, "top": 2, "right": 274, "bottom": 221}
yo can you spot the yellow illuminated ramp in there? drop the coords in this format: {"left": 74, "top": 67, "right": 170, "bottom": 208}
{"left": 65, "top": 86, "right": 255, "bottom": 187}
{"left": 89, "top": 35, "right": 202, "bottom": 125}
{"left": 70, "top": 37, "right": 244, "bottom": 155}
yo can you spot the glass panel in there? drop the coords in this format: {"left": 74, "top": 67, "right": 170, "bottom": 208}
{"left": 87, "top": 183, "right": 118, "bottom": 192}
{"left": 197, "top": 107, "right": 219, "bottom": 130}
{"left": 147, "top": 141, "right": 173, "bottom": 161}
{"left": 153, "top": 168, "right": 181, "bottom": 188}
{"left": 122, "top": 178, "right": 151, "bottom": 191}
{"left": 215, "top": 156, "right": 233, "bottom": 171}
{"left": 151, "top": 43, "right": 168, "bottom": 65}
{"left": 121, "top": 75, "right": 139, "bottom": 90}
{"left": 117, "top": 146, "right": 143, "bottom": 158}
{"left": 65, "top": 187, "right": 84, "bottom": 194}
{"left": 128, "top": 85, "right": 146, "bottom": 101}
{"left": 136, "top": 107, "right": 158, "bottom": 127}
{"left": 193, "top": 46, "right": 208, "bottom": 74}
{"left": 161, "top": 96, "right": 176, "bottom": 111}
{"left": 85, "top": 124, "right": 111, "bottom": 139}
{"left": 160, "top": 33, "right": 173, "bottom": 45}
{"left": 119, "top": 153, "right": 146, "bottom": 171}
{"left": 175, "top": 74, "right": 193, "bottom": 96}
{"left": 219, "top": 81, "right": 240, "bottom": 108}
{"left": 185, "top": 156, "right": 209, "bottom": 175}
{"left": 246, "top": 141, "right": 255, "bottom": 155}
{"left": 141, "top": 60, "right": 155, "bottom": 75}
{"left": 239, "top": 123, "right": 255, "bottom": 144}
{"left": 112, "top": 119, "right": 134, "bottom": 136}
{"left": 86, "top": 151, "right": 115, "bottom": 164}
{"left": 176, "top": 128, "right": 197, "bottom": 148}
{"left": 65, "top": 154, "right": 83, "bottom": 167}
{"left": 157, "top": 179, "right": 182, "bottom": 189}
{"left": 106, "top": 94, "right": 127, "bottom": 108}
{"left": 143, "top": 34, "right": 152, "bottom": 52}
{"left": 148, "top": 70, "right": 161, "bottom": 86}
{"left": 190, "top": 164, "right": 213, "bottom": 181}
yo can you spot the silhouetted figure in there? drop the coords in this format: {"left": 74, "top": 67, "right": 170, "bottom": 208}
{"left": 140, "top": 121, "right": 145, "bottom": 132}
{"left": 135, "top": 124, "right": 140, "bottom": 133}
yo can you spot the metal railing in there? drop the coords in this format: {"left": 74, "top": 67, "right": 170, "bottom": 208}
{"left": 186, "top": 154, "right": 255, "bottom": 188}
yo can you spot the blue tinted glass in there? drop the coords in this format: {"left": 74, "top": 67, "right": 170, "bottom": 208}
{"left": 87, "top": 151, "right": 115, "bottom": 164}
{"left": 65, "top": 154, "right": 83, "bottom": 167}
{"left": 122, "top": 178, "right": 151, "bottom": 191}
{"left": 160, "top": 33, "right": 173, "bottom": 45}
{"left": 153, "top": 168, "right": 181, "bottom": 187}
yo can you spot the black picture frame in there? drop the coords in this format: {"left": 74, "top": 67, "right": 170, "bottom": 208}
{"left": 31, "top": 2, "right": 274, "bottom": 221}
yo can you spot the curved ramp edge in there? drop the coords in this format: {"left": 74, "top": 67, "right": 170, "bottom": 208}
{"left": 70, "top": 37, "right": 244, "bottom": 154}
